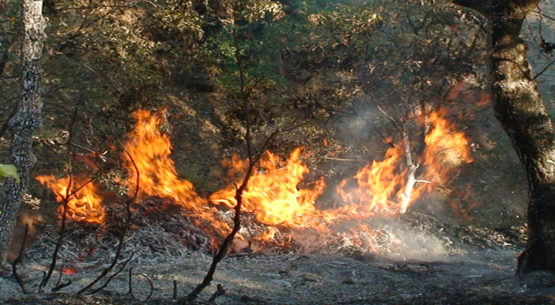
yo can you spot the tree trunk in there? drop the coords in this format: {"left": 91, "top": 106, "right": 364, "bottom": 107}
{"left": 0, "top": 0, "right": 45, "bottom": 269}
{"left": 453, "top": 0, "right": 555, "bottom": 274}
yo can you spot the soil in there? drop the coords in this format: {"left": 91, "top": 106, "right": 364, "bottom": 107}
{"left": 1, "top": 209, "right": 554, "bottom": 305}
{"left": 3, "top": 249, "right": 555, "bottom": 305}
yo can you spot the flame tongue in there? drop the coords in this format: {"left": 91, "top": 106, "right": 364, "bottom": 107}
{"left": 421, "top": 108, "right": 473, "bottom": 177}
{"left": 123, "top": 109, "right": 206, "bottom": 208}
{"left": 337, "top": 107, "right": 473, "bottom": 216}
{"left": 210, "top": 148, "right": 326, "bottom": 228}
{"left": 345, "top": 145, "right": 408, "bottom": 215}
{"left": 35, "top": 175, "right": 105, "bottom": 224}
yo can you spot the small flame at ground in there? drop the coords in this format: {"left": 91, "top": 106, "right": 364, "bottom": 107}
{"left": 210, "top": 148, "right": 327, "bottom": 229}
{"left": 35, "top": 175, "right": 105, "bottom": 224}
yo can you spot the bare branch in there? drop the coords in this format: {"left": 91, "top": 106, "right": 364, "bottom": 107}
{"left": 534, "top": 58, "right": 555, "bottom": 80}
{"left": 178, "top": 28, "right": 281, "bottom": 304}
{"left": 39, "top": 108, "right": 80, "bottom": 292}
{"left": 12, "top": 224, "right": 29, "bottom": 294}
{"left": 77, "top": 148, "right": 140, "bottom": 295}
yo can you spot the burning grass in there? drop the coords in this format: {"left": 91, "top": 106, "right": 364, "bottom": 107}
{"left": 35, "top": 107, "right": 476, "bottom": 258}
{"left": 11, "top": 220, "right": 529, "bottom": 305}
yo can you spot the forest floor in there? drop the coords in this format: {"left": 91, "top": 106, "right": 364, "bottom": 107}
{"left": 0, "top": 91, "right": 545, "bottom": 304}
{"left": 1, "top": 207, "right": 554, "bottom": 305}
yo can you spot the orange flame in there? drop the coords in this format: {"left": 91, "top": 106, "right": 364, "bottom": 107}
{"left": 35, "top": 175, "right": 105, "bottom": 224}
{"left": 210, "top": 148, "right": 327, "bottom": 229}
{"left": 337, "top": 145, "right": 407, "bottom": 215}
{"left": 337, "top": 107, "right": 472, "bottom": 216}
{"left": 121, "top": 109, "right": 230, "bottom": 242}
{"left": 421, "top": 108, "right": 473, "bottom": 174}
{"left": 122, "top": 109, "right": 207, "bottom": 208}
{"left": 36, "top": 107, "right": 473, "bottom": 253}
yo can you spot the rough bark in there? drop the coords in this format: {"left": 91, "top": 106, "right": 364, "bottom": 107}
{"left": 0, "top": 0, "right": 45, "bottom": 269}
{"left": 453, "top": 0, "right": 555, "bottom": 274}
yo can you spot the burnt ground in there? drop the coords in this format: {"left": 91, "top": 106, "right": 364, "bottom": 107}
{"left": 1, "top": 206, "right": 555, "bottom": 305}
{"left": 0, "top": 251, "right": 553, "bottom": 305}
{"left": 4, "top": 248, "right": 555, "bottom": 305}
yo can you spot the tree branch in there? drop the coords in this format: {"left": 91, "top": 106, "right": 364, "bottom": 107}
{"left": 451, "top": 0, "right": 491, "bottom": 16}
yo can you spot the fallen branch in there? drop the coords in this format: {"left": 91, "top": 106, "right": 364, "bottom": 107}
{"left": 127, "top": 267, "right": 154, "bottom": 302}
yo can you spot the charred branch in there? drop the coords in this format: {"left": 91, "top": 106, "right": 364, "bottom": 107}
{"left": 178, "top": 29, "right": 280, "bottom": 303}
{"left": 12, "top": 224, "right": 29, "bottom": 294}
{"left": 208, "top": 284, "right": 226, "bottom": 302}
{"left": 40, "top": 108, "right": 81, "bottom": 292}
{"left": 127, "top": 268, "right": 154, "bottom": 302}
{"left": 86, "top": 253, "right": 135, "bottom": 295}
{"left": 51, "top": 279, "right": 72, "bottom": 292}
{"left": 77, "top": 148, "right": 140, "bottom": 295}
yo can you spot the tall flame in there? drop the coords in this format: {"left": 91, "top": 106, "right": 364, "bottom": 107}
{"left": 121, "top": 109, "right": 231, "bottom": 243}
{"left": 337, "top": 107, "right": 472, "bottom": 216}
{"left": 122, "top": 109, "right": 207, "bottom": 209}
{"left": 36, "top": 107, "right": 473, "bottom": 253}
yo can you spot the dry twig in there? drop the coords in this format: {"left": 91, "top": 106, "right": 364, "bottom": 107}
{"left": 178, "top": 29, "right": 279, "bottom": 303}
{"left": 77, "top": 149, "right": 140, "bottom": 294}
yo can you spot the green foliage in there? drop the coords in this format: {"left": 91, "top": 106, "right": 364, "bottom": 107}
{"left": 0, "top": 0, "right": 22, "bottom": 99}
{"left": 0, "top": 164, "right": 19, "bottom": 184}
{"left": 1, "top": 0, "right": 487, "bottom": 149}
{"left": 1, "top": 0, "right": 519, "bottom": 224}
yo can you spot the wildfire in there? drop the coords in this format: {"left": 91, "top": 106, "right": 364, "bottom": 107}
{"left": 36, "top": 107, "right": 473, "bottom": 254}
{"left": 337, "top": 107, "right": 472, "bottom": 216}
{"left": 122, "top": 109, "right": 207, "bottom": 209}
{"left": 209, "top": 148, "right": 327, "bottom": 229}
{"left": 35, "top": 175, "right": 105, "bottom": 224}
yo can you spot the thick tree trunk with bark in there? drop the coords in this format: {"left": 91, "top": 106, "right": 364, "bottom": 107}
{"left": 0, "top": 0, "right": 45, "bottom": 269}
{"left": 453, "top": 0, "right": 555, "bottom": 274}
